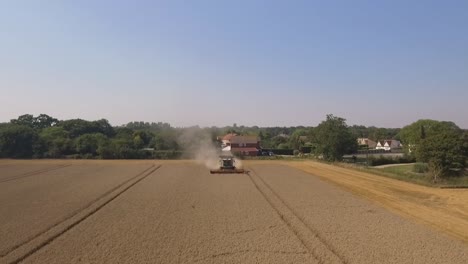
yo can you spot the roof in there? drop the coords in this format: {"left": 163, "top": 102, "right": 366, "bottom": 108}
{"left": 229, "top": 136, "right": 259, "bottom": 144}
{"left": 222, "top": 133, "right": 238, "bottom": 140}
{"left": 377, "top": 140, "right": 401, "bottom": 146}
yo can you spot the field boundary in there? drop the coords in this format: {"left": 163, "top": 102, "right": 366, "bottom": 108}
{"left": 0, "top": 164, "right": 72, "bottom": 184}
{"left": 1, "top": 164, "right": 161, "bottom": 264}
{"left": 247, "top": 167, "right": 346, "bottom": 264}
{"left": 316, "top": 161, "right": 468, "bottom": 188}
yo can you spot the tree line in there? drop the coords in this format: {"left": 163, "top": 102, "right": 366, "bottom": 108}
{"left": 0, "top": 113, "right": 391, "bottom": 159}
{"left": 0, "top": 114, "right": 180, "bottom": 159}
{"left": 0, "top": 114, "right": 466, "bottom": 181}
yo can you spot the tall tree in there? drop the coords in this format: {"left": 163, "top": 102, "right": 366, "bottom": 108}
{"left": 399, "top": 119, "right": 461, "bottom": 154}
{"left": 74, "top": 133, "right": 109, "bottom": 156}
{"left": 0, "top": 124, "right": 38, "bottom": 158}
{"left": 417, "top": 129, "right": 465, "bottom": 182}
{"left": 38, "top": 126, "right": 71, "bottom": 158}
{"left": 33, "top": 114, "right": 59, "bottom": 129}
{"left": 313, "top": 114, "right": 358, "bottom": 161}
{"left": 10, "top": 114, "right": 35, "bottom": 128}
{"left": 10, "top": 114, "right": 58, "bottom": 129}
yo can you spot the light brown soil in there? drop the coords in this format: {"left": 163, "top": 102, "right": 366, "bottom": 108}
{"left": 0, "top": 160, "right": 154, "bottom": 258}
{"left": 0, "top": 161, "right": 68, "bottom": 181}
{"left": 1, "top": 160, "right": 467, "bottom": 264}
{"left": 284, "top": 160, "right": 468, "bottom": 244}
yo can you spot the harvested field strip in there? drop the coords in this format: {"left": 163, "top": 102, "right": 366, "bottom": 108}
{"left": 1, "top": 164, "right": 161, "bottom": 264}
{"left": 247, "top": 167, "right": 345, "bottom": 264}
{"left": 0, "top": 164, "right": 72, "bottom": 184}
{"left": 193, "top": 249, "right": 309, "bottom": 263}
{"left": 0, "top": 164, "right": 156, "bottom": 257}
{"left": 288, "top": 161, "right": 468, "bottom": 244}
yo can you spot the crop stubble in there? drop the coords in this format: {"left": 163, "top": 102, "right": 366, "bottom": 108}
{"left": 249, "top": 164, "right": 468, "bottom": 264}
{"left": 0, "top": 161, "right": 156, "bottom": 263}
{"left": 1, "top": 160, "right": 467, "bottom": 263}
{"left": 285, "top": 161, "right": 468, "bottom": 244}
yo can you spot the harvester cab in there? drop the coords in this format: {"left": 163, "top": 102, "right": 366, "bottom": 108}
{"left": 210, "top": 155, "right": 245, "bottom": 174}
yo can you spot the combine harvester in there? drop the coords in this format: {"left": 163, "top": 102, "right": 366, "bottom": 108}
{"left": 210, "top": 154, "right": 246, "bottom": 174}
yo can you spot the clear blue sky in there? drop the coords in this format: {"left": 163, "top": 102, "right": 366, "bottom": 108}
{"left": 1, "top": 0, "right": 467, "bottom": 128}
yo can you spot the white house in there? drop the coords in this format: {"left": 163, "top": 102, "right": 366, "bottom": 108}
{"left": 375, "top": 140, "right": 402, "bottom": 151}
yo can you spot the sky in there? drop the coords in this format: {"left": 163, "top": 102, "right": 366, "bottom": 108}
{"left": 1, "top": 0, "right": 467, "bottom": 128}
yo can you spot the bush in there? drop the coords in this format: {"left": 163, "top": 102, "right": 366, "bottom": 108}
{"left": 368, "top": 155, "right": 416, "bottom": 166}
{"left": 368, "top": 155, "right": 394, "bottom": 166}
{"left": 413, "top": 163, "right": 429, "bottom": 173}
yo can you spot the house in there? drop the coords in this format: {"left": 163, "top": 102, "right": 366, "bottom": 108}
{"left": 375, "top": 140, "right": 402, "bottom": 151}
{"left": 220, "top": 133, "right": 238, "bottom": 149}
{"left": 357, "top": 138, "right": 377, "bottom": 149}
{"left": 220, "top": 134, "right": 260, "bottom": 156}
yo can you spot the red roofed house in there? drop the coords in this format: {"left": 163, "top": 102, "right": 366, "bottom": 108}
{"left": 220, "top": 134, "right": 260, "bottom": 156}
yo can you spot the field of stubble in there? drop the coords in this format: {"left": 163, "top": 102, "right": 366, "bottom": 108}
{"left": 1, "top": 159, "right": 467, "bottom": 264}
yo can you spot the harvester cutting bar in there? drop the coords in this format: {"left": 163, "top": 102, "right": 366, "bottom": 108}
{"left": 210, "top": 168, "right": 245, "bottom": 174}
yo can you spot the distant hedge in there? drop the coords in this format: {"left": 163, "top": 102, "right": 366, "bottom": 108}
{"left": 367, "top": 155, "right": 415, "bottom": 166}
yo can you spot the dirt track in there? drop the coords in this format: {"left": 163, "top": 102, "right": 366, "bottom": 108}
{"left": 1, "top": 160, "right": 467, "bottom": 263}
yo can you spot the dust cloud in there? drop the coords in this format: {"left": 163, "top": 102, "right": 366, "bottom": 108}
{"left": 178, "top": 128, "right": 220, "bottom": 170}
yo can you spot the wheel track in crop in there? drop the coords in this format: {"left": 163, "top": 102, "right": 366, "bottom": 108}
{"left": 0, "top": 164, "right": 72, "bottom": 184}
{"left": 246, "top": 167, "right": 347, "bottom": 264}
{"left": 1, "top": 164, "right": 161, "bottom": 264}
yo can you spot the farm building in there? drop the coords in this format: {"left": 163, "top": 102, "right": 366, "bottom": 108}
{"left": 220, "top": 134, "right": 260, "bottom": 156}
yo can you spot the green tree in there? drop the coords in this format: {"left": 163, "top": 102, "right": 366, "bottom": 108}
{"left": 59, "top": 119, "right": 114, "bottom": 138}
{"left": 463, "top": 130, "right": 468, "bottom": 158}
{"left": 11, "top": 114, "right": 58, "bottom": 130}
{"left": 277, "top": 143, "right": 290, "bottom": 149}
{"left": 133, "top": 130, "right": 153, "bottom": 148}
{"left": 38, "top": 127, "right": 71, "bottom": 158}
{"left": 10, "top": 114, "right": 35, "bottom": 128}
{"left": 313, "top": 114, "right": 358, "bottom": 161}
{"left": 93, "top": 119, "right": 115, "bottom": 137}
{"left": 417, "top": 130, "right": 465, "bottom": 182}
{"left": 369, "top": 127, "right": 387, "bottom": 141}
{"left": 0, "top": 124, "right": 38, "bottom": 158}
{"left": 258, "top": 131, "right": 265, "bottom": 140}
{"left": 75, "top": 133, "right": 109, "bottom": 156}
{"left": 399, "top": 119, "right": 461, "bottom": 155}
{"left": 33, "top": 114, "right": 59, "bottom": 129}
{"left": 270, "top": 135, "right": 289, "bottom": 149}
{"left": 289, "top": 129, "right": 309, "bottom": 150}
{"left": 110, "top": 137, "right": 138, "bottom": 159}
